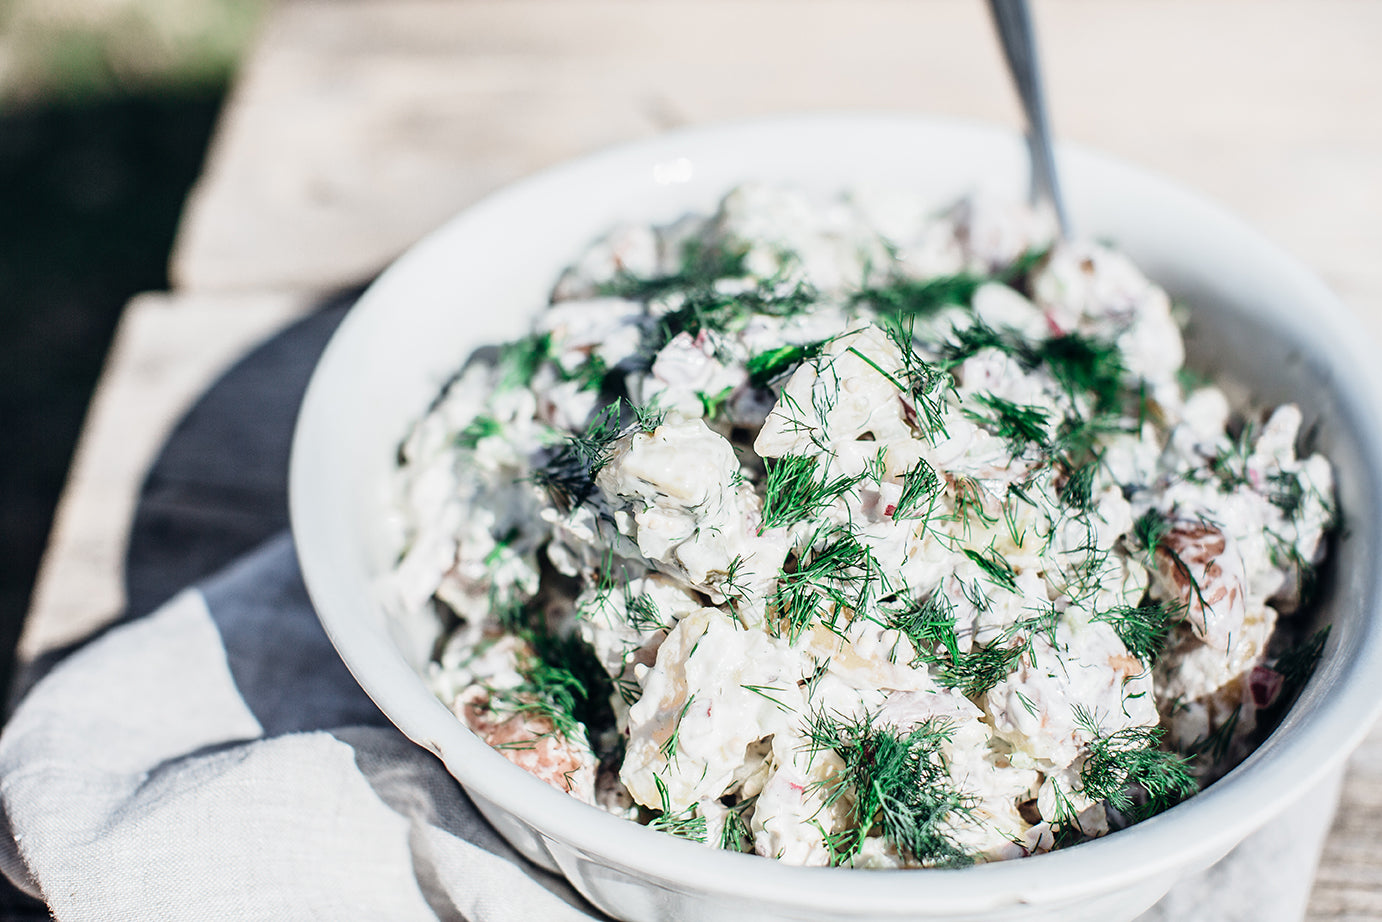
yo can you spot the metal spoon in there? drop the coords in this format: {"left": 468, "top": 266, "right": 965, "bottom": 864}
{"left": 986, "top": 0, "right": 1070, "bottom": 236}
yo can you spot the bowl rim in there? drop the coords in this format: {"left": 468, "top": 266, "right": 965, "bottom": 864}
{"left": 290, "top": 111, "right": 1382, "bottom": 913}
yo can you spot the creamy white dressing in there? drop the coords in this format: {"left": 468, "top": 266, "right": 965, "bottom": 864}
{"left": 383, "top": 184, "right": 1335, "bottom": 868}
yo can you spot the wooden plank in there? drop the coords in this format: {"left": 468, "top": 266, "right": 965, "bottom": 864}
{"left": 171, "top": 0, "right": 1382, "bottom": 349}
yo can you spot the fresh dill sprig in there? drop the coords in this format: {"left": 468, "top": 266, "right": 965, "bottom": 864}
{"left": 1131, "top": 509, "right": 1173, "bottom": 567}
{"left": 962, "top": 545, "right": 1019, "bottom": 593}
{"left": 741, "top": 684, "right": 792, "bottom": 712}
{"left": 1266, "top": 470, "right": 1305, "bottom": 519}
{"left": 770, "top": 527, "right": 879, "bottom": 640}
{"left": 1186, "top": 704, "right": 1241, "bottom": 765}
{"left": 623, "top": 586, "right": 665, "bottom": 632}
{"left": 632, "top": 398, "right": 666, "bottom": 433}
{"left": 806, "top": 710, "right": 972, "bottom": 867}
{"left": 1265, "top": 529, "right": 1322, "bottom": 607}
{"left": 456, "top": 414, "right": 502, "bottom": 450}
{"left": 938, "top": 318, "right": 1015, "bottom": 370}
{"left": 648, "top": 775, "right": 708, "bottom": 843}
{"left": 853, "top": 273, "right": 987, "bottom": 319}
{"left": 718, "top": 796, "right": 757, "bottom": 852}
{"left": 884, "top": 593, "right": 1040, "bottom": 698}
{"left": 647, "top": 280, "right": 818, "bottom": 361}
{"left": 759, "top": 455, "right": 864, "bottom": 532}
{"left": 1208, "top": 422, "right": 1257, "bottom": 492}
{"left": 489, "top": 660, "right": 588, "bottom": 741}
{"left": 1056, "top": 461, "right": 1097, "bottom": 512}
{"left": 878, "top": 317, "right": 953, "bottom": 437}
{"left": 946, "top": 475, "right": 998, "bottom": 533}
{"left": 661, "top": 696, "right": 695, "bottom": 762}
{"left": 527, "top": 626, "right": 615, "bottom": 742}
{"left": 697, "top": 385, "right": 734, "bottom": 420}
{"left": 1092, "top": 601, "right": 1181, "bottom": 665}
{"left": 942, "top": 640, "right": 1024, "bottom": 698}
{"left": 531, "top": 400, "right": 625, "bottom": 509}
{"left": 1270, "top": 625, "right": 1331, "bottom": 705}
{"left": 600, "top": 237, "right": 748, "bottom": 301}
{"left": 746, "top": 341, "right": 825, "bottom": 388}
{"left": 1051, "top": 412, "right": 1127, "bottom": 470}
{"left": 1038, "top": 333, "right": 1126, "bottom": 414}
{"left": 532, "top": 398, "right": 663, "bottom": 510}
{"left": 1075, "top": 712, "right": 1198, "bottom": 824}
{"left": 495, "top": 331, "right": 554, "bottom": 390}
{"left": 892, "top": 457, "right": 943, "bottom": 521}
{"left": 963, "top": 393, "right": 1051, "bottom": 455}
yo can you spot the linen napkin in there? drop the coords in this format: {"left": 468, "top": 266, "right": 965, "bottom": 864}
{"left": 0, "top": 532, "right": 1341, "bottom": 921}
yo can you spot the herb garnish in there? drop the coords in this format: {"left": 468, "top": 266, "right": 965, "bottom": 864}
{"left": 1092, "top": 601, "right": 1181, "bottom": 665}
{"left": 771, "top": 526, "right": 880, "bottom": 640}
{"left": 648, "top": 775, "right": 708, "bottom": 842}
{"left": 531, "top": 398, "right": 661, "bottom": 510}
{"left": 892, "top": 457, "right": 943, "bottom": 521}
{"left": 1075, "top": 710, "right": 1197, "bottom": 823}
{"left": 884, "top": 593, "right": 1046, "bottom": 698}
{"left": 759, "top": 454, "right": 864, "bottom": 532}
{"left": 806, "top": 710, "right": 972, "bottom": 867}
{"left": 746, "top": 341, "right": 825, "bottom": 388}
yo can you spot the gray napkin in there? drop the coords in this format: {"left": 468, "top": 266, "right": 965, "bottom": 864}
{"left": 0, "top": 532, "right": 1340, "bottom": 921}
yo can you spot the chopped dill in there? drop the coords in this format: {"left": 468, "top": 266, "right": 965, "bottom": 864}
{"left": 661, "top": 696, "right": 695, "bottom": 761}
{"left": 947, "top": 475, "right": 998, "bottom": 532}
{"left": 697, "top": 385, "right": 734, "bottom": 420}
{"left": 1075, "top": 712, "right": 1197, "bottom": 823}
{"left": 632, "top": 399, "right": 666, "bottom": 433}
{"left": 962, "top": 545, "right": 1019, "bottom": 593}
{"left": 648, "top": 775, "right": 708, "bottom": 843}
{"left": 1038, "top": 333, "right": 1125, "bottom": 414}
{"left": 600, "top": 237, "right": 748, "bottom": 301}
{"left": 1271, "top": 625, "right": 1331, "bottom": 705}
{"left": 806, "top": 710, "right": 972, "bottom": 867}
{"left": 718, "top": 796, "right": 757, "bottom": 852}
{"left": 489, "top": 660, "right": 588, "bottom": 741}
{"left": 1057, "top": 462, "right": 1097, "bottom": 512}
{"left": 853, "top": 273, "right": 986, "bottom": 319}
{"left": 496, "top": 331, "right": 553, "bottom": 390}
{"left": 1208, "top": 422, "right": 1256, "bottom": 492}
{"left": 1131, "top": 509, "right": 1172, "bottom": 567}
{"left": 456, "top": 414, "right": 502, "bottom": 449}
{"left": 759, "top": 454, "right": 864, "bottom": 532}
{"left": 892, "top": 457, "right": 942, "bottom": 521}
{"left": 963, "top": 393, "right": 1051, "bottom": 455}
{"left": 746, "top": 341, "right": 825, "bottom": 388}
{"left": 560, "top": 351, "right": 610, "bottom": 393}
{"left": 1186, "top": 704, "right": 1241, "bottom": 765}
{"left": 771, "top": 527, "right": 879, "bottom": 640}
{"left": 646, "top": 280, "right": 818, "bottom": 361}
{"left": 852, "top": 247, "right": 1047, "bottom": 321}
{"left": 527, "top": 626, "right": 615, "bottom": 742}
{"left": 532, "top": 398, "right": 660, "bottom": 510}
{"left": 741, "top": 684, "right": 792, "bottom": 712}
{"left": 623, "top": 587, "right": 665, "bottom": 632}
{"left": 884, "top": 593, "right": 1039, "bottom": 698}
{"left": 1266, "top": 470, "right": 1305, "bottom": 519}
{"left": 938, "top": 318, "right": 1014, "bottom": 370}
{"left": 1091, "top": 601, "right": 1181, "bottom": 664}
{"left": 878, "top": 317, "right": 952, "bottom": 437}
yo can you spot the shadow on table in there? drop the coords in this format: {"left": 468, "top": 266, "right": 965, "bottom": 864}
{"left": 12, "top": 284, "right": 362, "bottom": 704}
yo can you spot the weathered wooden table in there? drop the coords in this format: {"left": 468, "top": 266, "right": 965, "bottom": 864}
{"left": 21, "top": 1, "right": 1382, "bottom": 917}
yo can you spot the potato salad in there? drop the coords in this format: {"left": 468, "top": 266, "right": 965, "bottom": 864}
{"left": 382, "top": 185, "right": 1335, "bottom": 867}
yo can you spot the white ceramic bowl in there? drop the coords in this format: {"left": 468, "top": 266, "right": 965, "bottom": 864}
{"left": 290, "top": 114, "right": 1382, "bottom": 922}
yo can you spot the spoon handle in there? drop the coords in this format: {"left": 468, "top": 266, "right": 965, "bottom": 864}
{"left": 986, "top": 0, "right": 1070, "bottom": 236}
